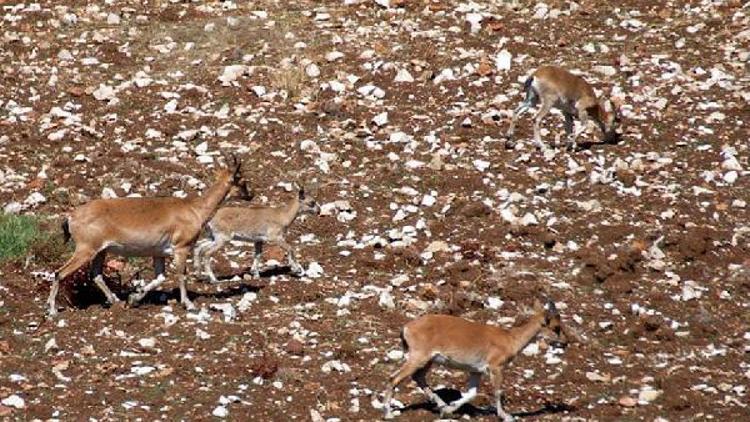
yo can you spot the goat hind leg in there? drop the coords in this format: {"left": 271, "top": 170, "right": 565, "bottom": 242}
{"left": 532, "top": 101, "right": 552, "bottom": 148}
{"left": 154, "top": 257, "right": 166, "bottom": 278}
{"left": 383, "top": 354, "right": 432, "bottom": 419}
{"left": 49, "top": 247, "right": 95, "bottom": 316}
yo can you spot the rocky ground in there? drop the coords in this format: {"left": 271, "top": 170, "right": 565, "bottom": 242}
{"left": 1, "top": 0, "right": 749, "bottom": 420}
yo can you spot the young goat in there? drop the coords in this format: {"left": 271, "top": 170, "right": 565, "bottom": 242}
{"left": 193, "top": 182, "right": 320, "bottom": 282}
{"left": 506, "top": 65, "right": 621, "bottom": 150}
{"left": 382, "top": 299, "right": 567, "bottom": 421}
{"left": 48, "top": 155, "right": 247, "bottom": 316}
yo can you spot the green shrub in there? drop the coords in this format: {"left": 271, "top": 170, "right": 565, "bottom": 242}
{"left": 0, "top": 214, "right": 69, "bottom": 265}
{"left": 0, "top": 213, "right": 42, "bottom": 263}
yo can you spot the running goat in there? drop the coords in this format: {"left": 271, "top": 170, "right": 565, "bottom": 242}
{"left": 382, "top": 299, "right": 568, "bottom": 420}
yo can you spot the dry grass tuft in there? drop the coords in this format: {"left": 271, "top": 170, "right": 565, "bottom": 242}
{"left": 270, "top": 64, "right": 307, "bottom": 101}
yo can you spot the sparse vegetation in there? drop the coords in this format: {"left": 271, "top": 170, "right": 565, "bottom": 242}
{"left": 0, "top": 0, "right": 748, "bottom": 420}
{"left": 0, "top": 213, "right": 43, "bottom": 263}
{"left": 0, "top": 213, "right": 69, "bottom": 265}
{"left": 27, "top": 222, "right": 69, "bottom": 267}
{"left": 270, "top": 64, "right": 308, "bottom": 101}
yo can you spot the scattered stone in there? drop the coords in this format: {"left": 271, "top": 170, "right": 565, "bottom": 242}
{"left": 285, "top": 339, "right": 305, "bottom": 356}
{"left": 638, "top": 389, "right": 662, "bottom": 403}
{"left": 1, "top": 395, "right": 24, "bottom": 409}
{"left": 618, "top": 396, "right": 637, "bottom": 407}
{"left": 394, "top": 68, "right": 414, "bottom": 83}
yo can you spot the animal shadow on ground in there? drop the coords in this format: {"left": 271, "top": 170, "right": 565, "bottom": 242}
{"left": 206, "top": 264, "right": 299, "bottom": 283}
{"left": 577, "top": 132, "right": 623, "bottom": 150}
{"left": 137, "top": 282, "right": 264, "bottom": 307}
{"left": 51, "top": 269, "right": 264, "bottom": 311}
{"left": 51, "top": 270, "right": 127, "bottom": 310}
{"left": 399, "top": 387, "right": 576, "bottom": 419}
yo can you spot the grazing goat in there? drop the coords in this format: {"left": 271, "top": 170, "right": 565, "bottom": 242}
{"left": 506, "top": 65, "right": 621, "bottom": 150}
{"left": 48, "top": 155, "right": 247, "bottom": 316}
{"left": 382, "top": 299, "right": 567, "bottom": 421}
{"left": 193, "top": 182, "right": 320, "bottom": 282}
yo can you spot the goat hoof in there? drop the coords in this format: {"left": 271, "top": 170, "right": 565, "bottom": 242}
{"left": 46, "top": 309, "right": 58, "bottom": 319}
{"left": 504, "top": 140, "right": 516, "bottom": 150}
{"left": 439, "top": 405, "right": 457, "bottom": 417}
{"left": 127, "top": 293, "right": 143, "bottom": 306}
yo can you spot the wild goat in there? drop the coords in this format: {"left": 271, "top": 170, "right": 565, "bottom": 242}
{"left": 48, "top": 155, "right": 248, "bottom": 316}
{"left": 382, "top": 299, "right": 568, "bottom": 421}
{"left": 506, "top": 65, "right": 621, "bottom": 150}
{"left": 193, "top": 182, "right": 320, "bottom": 282}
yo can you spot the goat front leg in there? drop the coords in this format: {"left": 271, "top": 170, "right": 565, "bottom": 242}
{"left": 174, "top": 247, "right": 195, "bottom": 310}
{"left": 93, "top": 275, "right": 121, "bottom": 306}
{"left": 412, "top": 362, "right": 449, "bottom": 410}
{"left": 491, "top": 367, "right": 514, "bottom": 422}
{"left": 441, "top": 372, "right": 482, "bottom": 416}
{"left": 128, "top": 274, "right": 165, "bottom": 307}
{"left": 128, "top": 257, "right": 168, "bottom": 307}
{"left": 278, "top": 239, "right": 303, "bottom": 276}
{"left": 90, "top": 250, "right": 121, "bottom": 306}
{"left": 569, "top": 107, "right": 593, "bottom": 151}
{"left": 506, "top": 101, "right": 532, "bottom": 143}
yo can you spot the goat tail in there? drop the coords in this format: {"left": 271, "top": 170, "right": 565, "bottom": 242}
{"left": 399, "top": 327, "right": 409, "bottom": 353}
{"left": 523, "top": 75, "right": 534, "bottom": 93}
{"left": 522, "top": 75, "right": 538, "bottom": 105}
{"left": 61, "top": 218, "right": 71, "bottom": 243}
